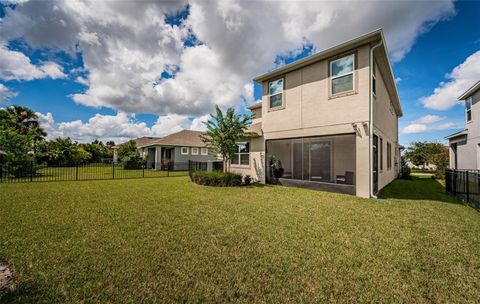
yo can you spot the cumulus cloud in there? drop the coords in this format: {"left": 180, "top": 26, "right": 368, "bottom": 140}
{"left": 413, "top": 114, "right": 444, "bottom": 124}
{"left": 0, "top": 84, "right": 18, "bottom": 103}
{"left": 37, "top": 111, "right": 206, "bottom": 143}
{"left": 0, "top": 0, "right": 455, "bottom": 118}
{"left": 0, "top": 43, "right": 66, "bottom": 81}
{"left": 402, "top": 123, "right": 428, "bottom": 134}
{"left": 421, "top": 50, "right": 480, "bottom": 110}
{"left": 402, "top": 114, "right": 456, "bottom": 134}
{"left": 435, "top": 122, "right": 456, "bottom": 131}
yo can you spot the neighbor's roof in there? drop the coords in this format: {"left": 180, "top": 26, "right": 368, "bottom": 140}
{"left": 113, "top": 136, "right": 161, "bottom": 149}
{"left": 247, "top": 102, "right": 262, "bottom": 110}
{"left": 458, "top": 80, "right": 480, "bottom": 100}
{"left": 245, "top": 122, "right": 262, "bottom": 136}
{"left": 138, "top": 130, "right": 206, "bottom": 148}
{"left": 444, "top": 129, "right": 468, "bottom": 140}
{"left": 252, "top": 28, "right": 403, "bottom": 117}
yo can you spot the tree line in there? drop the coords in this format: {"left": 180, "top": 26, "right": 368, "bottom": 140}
{"left": 0, "top": 105, "right": 138, "bottom": 165}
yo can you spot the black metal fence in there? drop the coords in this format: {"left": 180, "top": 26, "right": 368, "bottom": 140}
{"left": 446, "top": 168, "right": 480, "bottom": 210}
{"left": 187, "top": 160, "right": 223, "bottom": 172}
{"left": 0, "top": 160, "right": 190, "bottom": 183}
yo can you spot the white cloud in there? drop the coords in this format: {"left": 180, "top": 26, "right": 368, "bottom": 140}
{"left": 434, "top": 122, "right": 456, "bottom": 131}
{"left": 37, "top": 111, "right": 207, "bottom": 143}
{"left": 0, "top": 0, "right": 455, "bottom": 118}
{"left": 0, "top": 84, "right": 18, "bottom": 103}
{"left": 402, "top": 114, "right": 456, "bottom": 134}
{"left": 0, "top": 43, "right": 66, "bottom": 81}
{"left": 413, "top": 114, "right": 444, "bottom": 124}
{"left": 402, "top": 123, "right": 428, "bottom": 134}
{"left": 421, "top": 50, "right": 480, "bottom": 110}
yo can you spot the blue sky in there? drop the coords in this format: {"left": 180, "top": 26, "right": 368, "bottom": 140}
{"left": 0, "top": 0, "right": 479, "bottom": 144}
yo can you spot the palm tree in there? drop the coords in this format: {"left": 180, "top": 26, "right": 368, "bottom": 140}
{"left": 201, "top": 105, "right": 253, "bottom": 172}
{"left": 1, "top": 105, "right": 46, "bottom": 141}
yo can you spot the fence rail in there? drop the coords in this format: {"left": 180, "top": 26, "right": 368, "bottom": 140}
{"left": 446, "top": 168, "right": 480, "bottom": 210}
{"left": 0, "top": 160, "right": 191, "bottom": 183}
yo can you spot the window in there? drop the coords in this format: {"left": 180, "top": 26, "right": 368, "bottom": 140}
{"left": 269, "top": 79, "right": 284, "bottom": 109}
{"left": 191, "top": 147, "right": 199, "bottom": 155}
{"left": 201, "top": 148, "right": 208, "bottom": 155}
{"left": 379, "top": 137, "right": 383, "bottom": 172}
{"left": 387, "top": 142, "right": 392, "bottom": 170}
{"left": 372, "top": 59, "right": 377, "bottom": 96}
{"left": 231, "top": 142, "right": 250, "bottom": 165}
{"left": 181, "top": 147, "right": 189, "bottom": 155}
{"left": 330, "top": 54, "right": 355, "bottom": 95}
{"left": 466, "top": 97, "right": 472, "bottom": 122}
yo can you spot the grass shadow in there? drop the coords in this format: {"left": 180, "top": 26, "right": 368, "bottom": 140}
{"left": 0, "top": 280, "right": 66, "bottom": 304}
{"left": 378, "top": 176, "right": 461, "bottom": 204}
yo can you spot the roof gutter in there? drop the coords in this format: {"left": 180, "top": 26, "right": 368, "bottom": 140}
{"left": 370, "top": 39, "right": 383, "bottom": 199}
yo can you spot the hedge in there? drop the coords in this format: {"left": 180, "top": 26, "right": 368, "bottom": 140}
{"left": 190, "top": 170, "right": 243, "bottom": 187}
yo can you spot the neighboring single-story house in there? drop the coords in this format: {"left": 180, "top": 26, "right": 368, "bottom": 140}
{"left": 113, "top": 130, "right": 219, "bottom": 171}
{"left": 112, "top": 136, "right": 161, "bottom": 163}
{"left": 445, "top": 80, "right": 480, "bottom": 170}
{"left": 136, "top": 130, "right": 218, "bottom": 171}
{"left": 230, "top": 29, "right": 403, "bottom": 198}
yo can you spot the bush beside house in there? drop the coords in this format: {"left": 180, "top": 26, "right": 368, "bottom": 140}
{"left": 190, "top": 170, "right": 244, "bottom": 187}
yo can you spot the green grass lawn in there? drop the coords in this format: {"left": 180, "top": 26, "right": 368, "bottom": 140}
{"left": 1, "top": 176, "right": 480, "bottom": 303}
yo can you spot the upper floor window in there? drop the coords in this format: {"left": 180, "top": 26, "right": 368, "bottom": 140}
{"left": 191, "top": 147, "right": 199, "bottom": 155}
{"left": 372, "top": 59, "right": 377, "bottom": 96}
{"left": 330, "top": 54, "right": 355, "bottom": 95}
{"left": 466, "top": 97, "right": 472, "bottom": 122}
{"left": 181, "top": 147, "right": 189, "bottom": 155}
{"left": 231, "top": 141, "right": 250, "bottom": 165}
{"left": 269, "top": 79, "right": 284, "bottom": 109}
{"left": 201, "top": 148, "right": 208, "bottom": 155}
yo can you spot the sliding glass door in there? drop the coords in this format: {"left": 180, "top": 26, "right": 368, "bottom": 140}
{"left": 266, "top": 135, "right": 355, "bottom": 185}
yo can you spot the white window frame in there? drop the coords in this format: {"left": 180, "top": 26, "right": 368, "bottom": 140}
{"left": 191, "top": 147, "right": 199, "bottom": 155}
{"left": 268, "top": 78, "right": 284, "bottom": 110}
{"left": 231, "top": 141, "right": 250, "bottom": 166}
{"left": 466, "top": 97, "right": 472, "bottom": 122}
{"left": 181, "top": 147, "right": 189, "bottom": 155}
{"left": 330, "top": 54, "right": 355, "bottom": 96}
{"left": 387, "top": 142, "right": 392, "bottom": 170}
{"left": 201, "top": 148, "right": 208, "bottom": 155}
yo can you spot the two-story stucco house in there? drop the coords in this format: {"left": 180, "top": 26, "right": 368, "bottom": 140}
{"left": 445, "top": 81, "right": 480, "bottom": 170}
{"left": 230, "top": 29, "right": 403, "bottom": 198}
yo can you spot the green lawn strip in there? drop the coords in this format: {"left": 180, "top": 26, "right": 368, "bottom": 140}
{"left": 1, "top": 177, "right": 479, "bottom": 303}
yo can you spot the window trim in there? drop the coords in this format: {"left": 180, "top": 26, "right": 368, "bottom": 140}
{"left": 231, "top": 141, "right": 250, "bottom": 166}
{"left": 329, "top": 52, "right": 356, "bottom": 97}
{"left": 181, "top": 147, "right": 189, "bottom": 155}
{"left": 268, "top": 78, "right": 285, "bottom": 110}
{"left": 191, "top": 147, "right": 199, "bottom": 155}
{"left": 466, "top": 97, "right": 472, "bottom": 123}
{"left": 379, "top": 137, "right": 383, "bottom": 172}
{"left": 201, "top": 148, "right": 208, "bottom": 155}
{"left": 387, "top": 142, "right": 392, "bottom": 170}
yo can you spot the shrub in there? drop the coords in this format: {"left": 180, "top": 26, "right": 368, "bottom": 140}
{"left": 400, "top": 156, "right": 411, "bottom": 180}
{"left": 190, "top": 170, "right": 243, "bottom": 187}
{"left": 244, "top": 175, "right": 252, "bottom": 185}
{"left": 121, "top": 152, "right": 145, "bottom": 169}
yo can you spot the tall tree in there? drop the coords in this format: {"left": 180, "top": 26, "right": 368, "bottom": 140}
{"left": 201, "top": 105, "right": 253, "bottom": 172}
{"left": 0, "top": 106, "right": 46, "bottom": 142}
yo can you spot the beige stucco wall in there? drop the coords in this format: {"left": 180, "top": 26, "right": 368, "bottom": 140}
{"left": 372, "top": 55, "right": 400, "bottom": 190}
{"left": 230, "top": 136, "right": 266, "bottom": 183}
{"left": 257, "top": 44, "right": 372, "bottom": 197}
{"left": 261, "top": 45, "right": 371, "bottom": 136}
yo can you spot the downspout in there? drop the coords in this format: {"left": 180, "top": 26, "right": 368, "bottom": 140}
{"left": 369, "top": 40, "right": 383, "bottom": 198}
